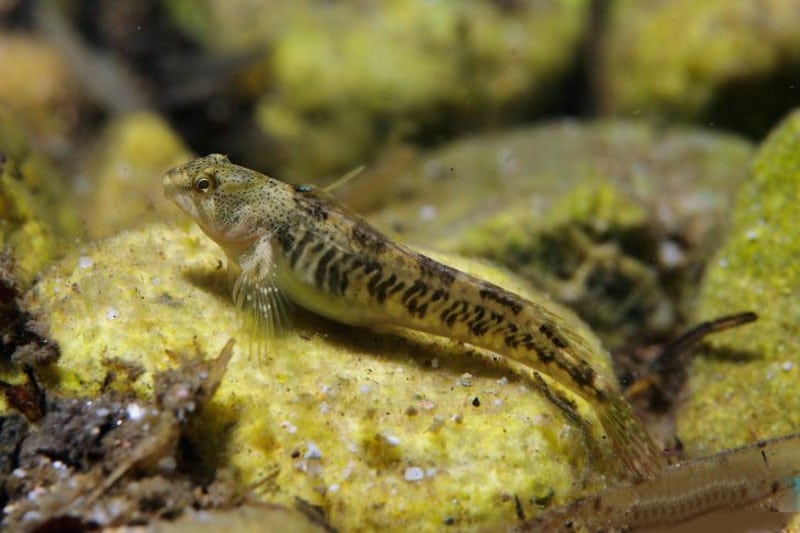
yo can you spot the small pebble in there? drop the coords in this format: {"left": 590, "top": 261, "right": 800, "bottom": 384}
{"left": 404, "top": 466, "right": 425, "bottom": 482}
{"left": 305, "top": 442, "right": 322, "bottom": 460}
{"left": 126, "top": 403, "right": 145, "bottom": 420}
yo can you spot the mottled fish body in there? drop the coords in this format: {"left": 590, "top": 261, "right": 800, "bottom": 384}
{"left": 163, "top": 154, "right": 661, "bottom": 478}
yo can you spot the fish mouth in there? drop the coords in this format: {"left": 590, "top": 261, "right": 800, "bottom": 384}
{"left": 161, "top": 170, "right": 199, "bottom": 220}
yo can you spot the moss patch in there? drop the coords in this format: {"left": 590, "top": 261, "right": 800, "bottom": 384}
{"left": 676, "top": 108, "right": 800, "bottom": 455}
{"left": 20, "top": 222, "right": 624, "bottom": 530}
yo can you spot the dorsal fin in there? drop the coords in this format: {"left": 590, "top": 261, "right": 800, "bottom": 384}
{"left": 323, "top": 165, "right": 366, "bottom": 193}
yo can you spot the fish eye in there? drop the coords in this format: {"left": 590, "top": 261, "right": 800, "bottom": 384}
{"left": 194, "top": 174, "right": 216, "bottom": 193}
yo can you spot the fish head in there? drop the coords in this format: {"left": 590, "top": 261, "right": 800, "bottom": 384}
{"left": 163, "top": 153, "right": 276, "bottom": 252}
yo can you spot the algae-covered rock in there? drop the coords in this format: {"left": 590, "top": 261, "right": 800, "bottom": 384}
{"left": 22, "top": 222, "right": 621, "bottom": 530}
{"left": 676, "top": 109, "right": 800, "bottom": 455}
{"left": 0, "top": 32, "right": 82, "bottom": 149}
{"left": 0, "top": 107, "right": 79, "bottom": 287}
{"left": 166, "top": 0, "right": 589, "bottom": 178}
{"left": 601, "top": 0, "right": 800, "bottom": 136}
{"left": 79, "top": 112, "right": 192, "bottom": 238}
{"left": 366, "top": 121, "right": 754, "bottom": 347}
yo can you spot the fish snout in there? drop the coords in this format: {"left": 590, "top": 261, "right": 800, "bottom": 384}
{"left": 162, "top": 169, "right": 181, "bottom": 199}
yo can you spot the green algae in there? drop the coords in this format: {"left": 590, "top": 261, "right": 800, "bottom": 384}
{"left": 0, "top": 107, "right": 79, "bottom": 287}
{"left": 20, "top": 222, "right": 623, "bottom": 530}
{"left": 676, "top": 109, "right": 800, "bottom": 456}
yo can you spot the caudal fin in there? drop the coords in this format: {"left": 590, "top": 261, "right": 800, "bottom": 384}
{"left": 599, "top": 395, "right": 663, "bottom": 480}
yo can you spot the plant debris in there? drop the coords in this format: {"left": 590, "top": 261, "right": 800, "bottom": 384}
{"left": 0, "top": 338, "right": 332, "bottom": 531}
{"left": 0, "top": 255, "right": 59, "bottom": 367}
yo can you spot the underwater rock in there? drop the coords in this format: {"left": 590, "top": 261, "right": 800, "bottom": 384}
{"left": 600, "top": 0, "right": 800, "bottom": 136}
{"left": 0, "top": 32, "right": 83, "bottom": 150}
{"left": 676, "top": 108, "right": 800, "bottom": 455}
{"left": 79, "top": 112, "right": 192, "bottom": 238}
{"left": 366, "top": 120, "right": 754, "bottom": 348}
{"left": 165, "top": 0, "right": 590, "bottom": 178}
{"left": 22, "top": 222, "right": 622, "bottom": 530}
{"left": 0, "top": 107, "right": 79, "bottom": 287}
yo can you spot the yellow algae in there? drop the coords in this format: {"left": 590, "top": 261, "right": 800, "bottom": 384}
{"left": 676, "top": 108, "right": 800, "bottom": 456}
{"left": 24, "top": 222, "right": 620, "bottom": 530}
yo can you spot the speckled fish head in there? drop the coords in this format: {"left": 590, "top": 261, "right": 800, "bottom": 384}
{"left": 162, "top": 153, "right": 275, "bottom": 250}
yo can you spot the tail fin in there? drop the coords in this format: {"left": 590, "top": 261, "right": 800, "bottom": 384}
{"left": 599, "top": 394, "right": 662, "bottom": 480}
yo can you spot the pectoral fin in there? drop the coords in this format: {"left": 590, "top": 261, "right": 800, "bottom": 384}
{"left": 230, "top": 236, "right": 292, "bottom": 359}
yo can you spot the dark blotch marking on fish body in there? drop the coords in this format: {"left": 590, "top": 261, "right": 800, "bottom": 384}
{"left": 402, "top": 280, "right": 428, "bottom": 305}
{"left": 505, "top": 332, "right": 557, "bottom": 366}
{"left": 366, "top": 267, "right": 385, "bottom": 297}
{"left": 439, "top": 301, "right": 461, "bottom": 324}
{"left": 565, "top": 358, "right": 597, "bottom": 390}
{"left": 506, "top": 331, "right": 601, "bottom": 395}
{"left": 328, "top": 262, "right": 346, "bottom": 295}
{"left": 539, "top": 323, "right": 569, "bottom": 349}
{"left": 470, "top": 320, "right": 490, "bottom": 336}
{"left": 363, "top": 260, "right": 381, "bottom": 275}
{"left": 465, "top": 305, "right": 488, "bottom": 336}
{"left": 310, "top": 241, "right": 325, "bottom": 255}
{"left": 442, "top": 300, "right": 469, "bottom": 327}
{"left": 351, "top": 224, "right": 388, "bottom": 254}
{"left": 275, "top": 229, "right": 294, "bottom": 254}
{"left": 296, "top": 194, "right": 329, "bottom": 222}
{"left": 337, "top": 270, "right": 349, "bottom": 293}
{"left": 479, "top": 287, "right": 523, "bottom": 315}
{"left": 314, "top": 248, "right": 337, "bottom": 289}
{"left": 404, "top": 296, "right": 429, "bottom": 319}
{"left": 417, "top": 254, "right": 456, "bottom": 286}
{"left": 430, "top": 289, "right": 448, "bottom": 302}
{"left": 373, "top": 273, "right": 397, "bottom": 303}
{"left": 533, "top": 342, "right": 556, "bottom": 365}
{"left": 504, "top": 334, "right": 519, "bottom": 349}
{"left": 402, "top": 279, "right": 432, "bottom": 317}
{"left": 288, "top": 231, "right": 315, "bottom": 268}
{"left": 387, "top": 280, "right": 406, "bottom": 297}
{"left": 345, "top": 257, "right": 365, "bottom": 278}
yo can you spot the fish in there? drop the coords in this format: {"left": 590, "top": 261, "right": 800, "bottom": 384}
{"left": 523, "top": 432, "right": 800, "bottom": 530}
{"left": 162, "top": 153, "right": 661, "bottom": 479}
